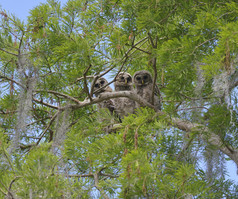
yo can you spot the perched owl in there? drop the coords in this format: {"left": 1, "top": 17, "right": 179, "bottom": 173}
{"left": 114, "top": 72, "right": 136, "bottom": 118}
{"left": 133, "top": 70, "right": 161, "bottom": 111}
{"left": 93, "top": 77, "right": 114, "bottom": 114}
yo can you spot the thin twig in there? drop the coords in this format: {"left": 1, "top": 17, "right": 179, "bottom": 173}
{"left": 36, "top": 111, "right": 60, "bottom": 145}
{"left": 150, "top": 35, "right": 158, "bottom": 106}
{"left": 35, "top": 90, "right": 81, "bottom": 104}
{"left": 90, "top": 75, "right": 100, "bottom": 96}
{"left": 25, "top": 117, "right": 51, "bottom": 127}
{"left": 68, "top": 174, "right": 94, "bottom": 178}
{"left": 0, "top": 180, "right": 7, "bottom": 196}
{"left": 18, "top": 33, "right": 24, "bottom": 53}
{"left": 191, "top": 37, "right": 216, "bottom": 55}
{"left": 0, "top": 74, "right": 26, "bottom": 89}
{"left": 33, "top": 97, "right": 59, "bottom": 110}
{"left": 0, "top": 48, "right": 18, "bottom": 56}
{"left": 77, "top": 37, "right": 149, "bottom": 96}
{"left": 8, "top": 176, "right": 21, "bottom": 198}
{"left": 83, "top": 64, "right": 93, "bottom": 101}
{"left": 75, "top": 75, "right": 94, "bottom": 83}
{"left": 93, "top": 37, "right": 149, "bottom": 95}
{"left": 133, "top": 46, "right": 151, "bottom": 54}
{"left": 176, "top": 106, "right": 209, "bottom": 111}
{"left": 176, "top": 137, "right": 195, "bottom": 161}
{"left": 3, "top": 148, "right": 16, "bottom": 175}
{"left": 94, "top": 173, "right": 110, "bottom": 199}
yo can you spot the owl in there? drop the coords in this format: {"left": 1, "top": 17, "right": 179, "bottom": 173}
{"left": 133, "top": 70, "right": 161, "bottom": 111}
{"left": 114, "top": 72, "right": 136, "bottom": 118}
{"left": 93, "top": 77, "right": 114, "bottom": 114}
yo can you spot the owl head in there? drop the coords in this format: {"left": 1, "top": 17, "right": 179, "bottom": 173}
{"left": 93, "top": 77, "right": 112, "bottom": 96}
{"left": 114, "top": 72, "right": 133, "bottom": 91}
{"left": 133, "top": 70, "right": 153, "bottom": 86}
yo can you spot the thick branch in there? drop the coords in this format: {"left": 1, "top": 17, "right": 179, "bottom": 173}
{"left": 172, "top": 117, "right": 238, "bottom": 165}
{"left": 61, "top": 91, "right": 155, "bottom": 111}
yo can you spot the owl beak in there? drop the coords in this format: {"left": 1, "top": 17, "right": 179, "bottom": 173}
{"left": 142, "top": 80, "right": 144, "bottom": 84}
{"left": 125, "top": 79, "right": 127, "bottom": 84}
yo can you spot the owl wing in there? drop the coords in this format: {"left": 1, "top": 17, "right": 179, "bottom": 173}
{"left": 154, "top": 84, "right": 160, "bottom": 96}
{"left": 105, "top": 99, "right": 115, "bottom": 115}
{"left": 154, "top": 84, "right": 162, "bottom": 111}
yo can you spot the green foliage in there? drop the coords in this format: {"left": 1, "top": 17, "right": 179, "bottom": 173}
{"left": 0, "top": 0, "right": 238, "bottom": 198}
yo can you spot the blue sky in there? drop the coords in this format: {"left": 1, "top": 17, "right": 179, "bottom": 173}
{"left": 1, "top": 0, "right": 238, "bottom": 184}
{"left": 0, "top": 0, "right": 68, "bottom": 21}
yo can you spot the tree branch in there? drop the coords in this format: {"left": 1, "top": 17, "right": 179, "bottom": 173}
{"left": 33, "top": 97, "right": 59, "bottom": 110}
{"left": 229, "top": 70, "right": 238, "bottom": 91}
{"left": 0, "top": 74, "right": 26, "bottom": 89}
{"left": 8, "top": 176, "right": 21, "bottom": 198}
{"left": 171, "top": 117, "right": 238, "bottom": 165}
{"left": 191, "top": 37, "right": 216, "bottom": 55}
{"left": 68, "top": 174, "right": 94, "bottom": 178}
{"left": 35, "top": 90, "right": 81, "bottom": 104}
{"left": 83, "top": 64, "right": 93, "bottom": 101}
{"left": 36, "top": 111, "right": 60, "bottom": 145}
{"left": 93, "top": 37, "right": 149, "bottom": 95}
{"left": 94, "top": 173, "right": 110, "bottom": 199}
{"left": 131, "top": 45, "right": 151, "bottom": 54}
{"left": 0, "top": 48, "right": 18, "bottom": 56}
{"left": 61, "top": 91, "right": 155, "bottom": 111}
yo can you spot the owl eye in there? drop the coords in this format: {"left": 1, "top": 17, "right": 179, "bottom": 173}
{"left": 100, "top": 80, "right": 105, "bottom": 85}
{"left": 127, "top": 76, "right": 132, "bottom": 82}
{"left": 120, "top": 76, "right": 125, "bottom": 80}
{"left": 136, "top": 76, "right": 141, "bottom": 81}
{"left": 95, "top": 83, "right": 100, "bottom": 88}
{"left": 143, "top": 75, "right": 148, "bottom": 80}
